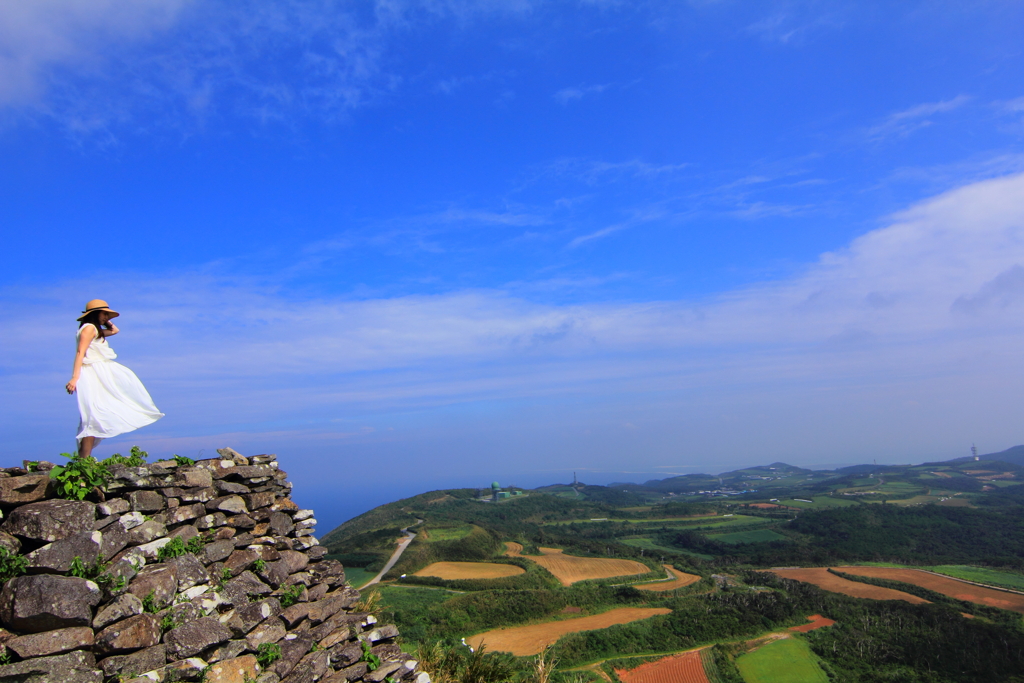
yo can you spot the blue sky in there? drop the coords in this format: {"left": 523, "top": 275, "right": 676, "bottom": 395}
{"left": 3, "top": 1, "right": 1024, "bottom": 529}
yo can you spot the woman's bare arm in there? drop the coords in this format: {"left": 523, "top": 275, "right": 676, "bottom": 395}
{"left": 66, "top": 325, "right": 96, "bottom": 394}
{"left": 101, "top": 322, "right": 119, "bottom": 337}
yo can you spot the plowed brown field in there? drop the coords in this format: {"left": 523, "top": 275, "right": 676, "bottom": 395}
{"left": 529, "top": 548, "right": 650, "bottom": 586}
{"left": 769, "top": 568, "right": 928, "bottom": 604}
{"left": 615, "top": 650, "right": 709, "bottom": 683}
{"left": 466, "top": 607, "right": 671, "bottom": 656}
{"left": 413, "top": 562, "right": 525, "bottom": 580}
{"left": 789, "top": 614, "right": 836, "bottom": 632}
{"left": 504, "top": 542, "right": 523, "bottom": 556}
{"left": 835, "top": 567, "right": 1024, "bottom": 614}
{"left": 636, "top": 565, "right": 702, "bottom": 592}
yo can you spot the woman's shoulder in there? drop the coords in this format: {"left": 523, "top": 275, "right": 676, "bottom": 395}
{"left": 77, "top": 323, "right": 100, "bottom": 339}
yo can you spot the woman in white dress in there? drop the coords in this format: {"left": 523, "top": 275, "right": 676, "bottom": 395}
{"left": 65, "top": 300, "right": 164, "bottom": 458}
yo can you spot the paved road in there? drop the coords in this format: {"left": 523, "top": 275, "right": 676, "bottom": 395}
{"left": 362, "top": 519, "right": 423, "bottom": 588}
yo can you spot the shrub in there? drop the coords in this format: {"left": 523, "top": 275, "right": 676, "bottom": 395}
{"left": 50, "top": 453, "right": 109, "bottom": 500}
{"left": 173, "top": 455, "right": 196, "bottom": 466}
{"left": 279, "top": 584, "right": 303, "bottom": 608}
{"left": 256, "top": 643, "right": 282, "bottom": 667}
{"left": 0, "top": 547, "right": 27, "bottom": 586}
{"left": 157, "top": 538, "right": 188, "bottom": 561}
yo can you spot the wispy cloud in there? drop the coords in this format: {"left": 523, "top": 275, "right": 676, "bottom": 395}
{"left": 867, "top": 95, "right": 971, "bottom": 140}
{"left": 553, "top": 83, "right": 610, "bottom": 105}
{"left": 7, "top": 172, "right": 1024, "bottom": 489}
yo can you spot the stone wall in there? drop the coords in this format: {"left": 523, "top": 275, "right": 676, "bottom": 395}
{"left": 0, "top": 449, "right": 426, "bottom": 683}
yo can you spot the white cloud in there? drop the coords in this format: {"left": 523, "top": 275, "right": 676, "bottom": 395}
{"left": 867, "top": 95, "right": 971, "bottom": 140}
{"left": 7, "top": 172, "right": 1024, "bottom": 466}
{"left": 553, "top": 83, "right": 610, "bottom": 105}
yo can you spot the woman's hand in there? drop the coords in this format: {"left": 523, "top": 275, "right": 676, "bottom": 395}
{"left": 66, "top": 378, "right": 77, "bottom": 394}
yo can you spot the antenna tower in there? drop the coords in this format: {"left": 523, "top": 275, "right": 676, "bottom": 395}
{"left": 972, "top": 444, "right": 979, "bottom": 461}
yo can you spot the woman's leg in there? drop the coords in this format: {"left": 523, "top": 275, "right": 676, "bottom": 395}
{"left": 78, "top": 436, "right": 97, "bottom": 459}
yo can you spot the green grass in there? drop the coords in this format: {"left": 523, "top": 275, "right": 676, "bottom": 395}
{"left": 422, "top": 525, "right": 474, "bottom": 542}
{"left": 621, "top": 537, "right": 713, "bottom": 560}
{"left": 779, "top": 497, "right": 860, "bottom": 509}
{"left": 343, "top": 567, "right": 377, "bottom": 589}
{"left": 709, "top": 529, "right": 787, "bottom": 545}
{"left": 735, "top": 637, "right": 828, "bottom": 683}
{"left": 927, "top": 565, "right": 1024, "bottom": 591}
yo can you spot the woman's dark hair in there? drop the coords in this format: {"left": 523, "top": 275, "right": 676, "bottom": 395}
{"left": 78, "top": 311, "right": 110, "bottom": 337}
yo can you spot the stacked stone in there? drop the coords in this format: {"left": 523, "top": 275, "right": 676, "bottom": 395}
{"left": 0, "top": 448, "right": 426, "bottom": 683}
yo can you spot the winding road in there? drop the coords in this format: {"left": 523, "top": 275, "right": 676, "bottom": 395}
{"left": 361, "top": 519, "right": 423, "bottom": 588}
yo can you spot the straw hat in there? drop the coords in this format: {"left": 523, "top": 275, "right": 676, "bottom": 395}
{"left": 77, "top": 299, "right": 120, "bottom": 322}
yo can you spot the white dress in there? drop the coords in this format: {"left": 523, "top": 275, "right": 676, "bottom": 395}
{"left": 75, "top": 323, "right": 164, "bottom": 443}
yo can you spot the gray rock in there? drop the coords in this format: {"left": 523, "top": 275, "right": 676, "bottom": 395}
{"left": 0, "top": 575, "right": 101, "bottom": 632}
{"left": 205, "top": 639, "right": 249, "bottom": 664}
{"left": 268, "top": 513, "right": 294, "bottom": 537}
{"left": 179, "top": 487, "right": 218, "bottom": 503}
{"left": 331, "top": 662, "right": 368, "bottom": 682}
{"left": 259, "top": 560, "right": 290, "bottom": 588}
{"left": 126, "top": 519, "right": 167, "bottom": 545}
{"left": 223, "top": 598, "right": 281, "bottom": 637}
{"left": 167, "top": 553, "right": 210, "bottom": 591}
{"left": 169, "top": 524, "right": 201, "bottom": 543}
{"left": 174, "top": 468, "right": 214, "bottom": 488}
{"left": 164, "top": 616, "right": 232, "bottom": 659}
{"left": 222, "top": 572, "right": 271, "bottom": 606}
{"left": 128, "top": 563, "right": 178, "bottom": 608}
{"left": 128, "top": 490, "right": 165, "bottom": 512}
{"left": 97, "top": 498, "right": 130, "bottom": 516}
{"left": 306, "top": 546, "right": 327, "bottom": 562}
{"left": 244, "top": 617, "right": 286, "bottom": 650}
{"left": 160, "top": 657, "right": 209, "bottom": 681}
{"left": 277, "top": 551, "right": 308, "bottom": 575}
{"left": 94, "top": 514, "right": 118, "bottom": 530}
{"left": 167, "top": 503, "right": 206, "bottom": 524}
{"left": 94, "top": 613, "right": 161, "bottom": 654}
{"left": 0, "top": 531, "right": 21, "bottom": 555}
{"left": 364, "top": 661, "right": 404, "bottom": 683}
{"left": 204, "top": 539, "right": 235, "bottom": 564}
{"left": 307, "top": 590, "right": 359, "bottom": 624}
{"left": 196, "top": 513, "right": 228, "bottom": 530}
{"left": 207, "top": 496, "right": 248, "bottom": 515}
{"left": 272, "top": 635, "right": 312, "bottom": 679}
{"left": 0, "top": 474, "right": 52, "bottom": 505}
{"left": 98, "top": 643, "right": 166, "bottom": 678}
{"left": 280, "top": 650, "right": 329, "bottom": 683}
{"left": 223, "top": 549, "right": 258, "bottom": 577}
{"left": 242, "top": 492, "right": 275, "bottom": 511}
{"left": 99, "top": 520, "right": 130, "bottom": 561}
{"left": 24, "top": 531, "right": 102, "bottom": 573}
{"left": 1, "top": 499, "right": 95, "bottom": 542}
{"left": 93, "top": 593, "right": 143, "bottom": 630}
{"left": 164, "top": 601, "right": 203, "bottom": 628}
{"left": 215, "top": 480, "right": 250, "bottom": 494}
{"left": 225, "top": 515, "right": 256, "bottom": 530}
{"left": 7, "top": 626, "right": 95, "bottom": 658}
{"left": 0, "top": 650, "right": 101, "bottom": 683}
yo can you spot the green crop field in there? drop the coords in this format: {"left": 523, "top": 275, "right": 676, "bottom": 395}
{"left": 736, "top": 637, "right": 829, "bottom": 683}
{"left": 778, "top": 497, "right": 860, "bottom": 509}
{"left": 621, "top": 537, "right": 713, "bottom": 560}
{"left": 709, "top": 529, "right": 787, "bottom": 544}
{"left": 928, "top": 565, "right": 1024, "bottom": 591}
{"left": 343, "top": 567, "right": 376, "bottom": 589}
{"left": 422, "top": 524, "right": 474, "bottom": 542}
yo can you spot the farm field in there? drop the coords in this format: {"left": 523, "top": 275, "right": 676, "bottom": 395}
{"left": 342, "top": 567, "right": 375, "bottom": 589}
{"left": 413, "top": 561, "right": 525, "bottom": 580}
{"left": 735, "top": 637, "right": 828, "bottom": 683}
{"left": 929, "top": 565, "right": 1024, "bottom": 591}
{"left": 620, "top": 537, "right": 714, "bottom": 561}
{"left": 636, "top": 565, "right": 701, "bottom": 592}
{"left": 614, "top": 649, "right": 709, "bottom": 683}
{"left": 836, "top": 566, "right": 1024, "bottom": 613}
{"left": 466, "top": 607, "right": 671, "bottom": 656}
{"left": 779, "top": 497, "right": 860, "bottom": 509}
{"left": 541, "top": 514, "right": 718, "bottom": 526}
{"left": 527, "top": 548, "right": 651, "bottom": 586}
{"left": 709, "top": 529, "right": 787, "bottom": 544}
{"left": 420, "top": 525, "right": 473, "bottom": 542}
{"left": 769, "top": 568, "right": 928, "bottom": 604}
{"left": 789, "top": 614, "right": 836, "bottom": 633}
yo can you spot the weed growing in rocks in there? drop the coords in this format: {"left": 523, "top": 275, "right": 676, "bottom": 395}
{"left": 256, "top": 643, "right": 282, "bottom": 667}
{"left": 253, "top": 559, "right": 267, "bottom": 573}
{"left": 0, "top": 547, "right": 27, "bottom": 586}
{"left": 279, "top": 584, "right": 303, "bottom": 608}
{"left": 157, "top": 537, "right": 188, "bottom": 561}
{"left": 173, "top": 455, "right": 195, "bottom": 466}
{"left": 50, "top": 453, "right": 109, "bottom": 500}
{"left": 68, "top": 555, "right": 108, "bottom": 580}
{"left": 142, "top": 591, "right": 161, "bottom": 614}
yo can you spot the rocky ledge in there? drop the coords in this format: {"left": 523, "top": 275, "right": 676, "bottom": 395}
{"left": 0, "top": 449, "right": 426, "bottom": 683}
